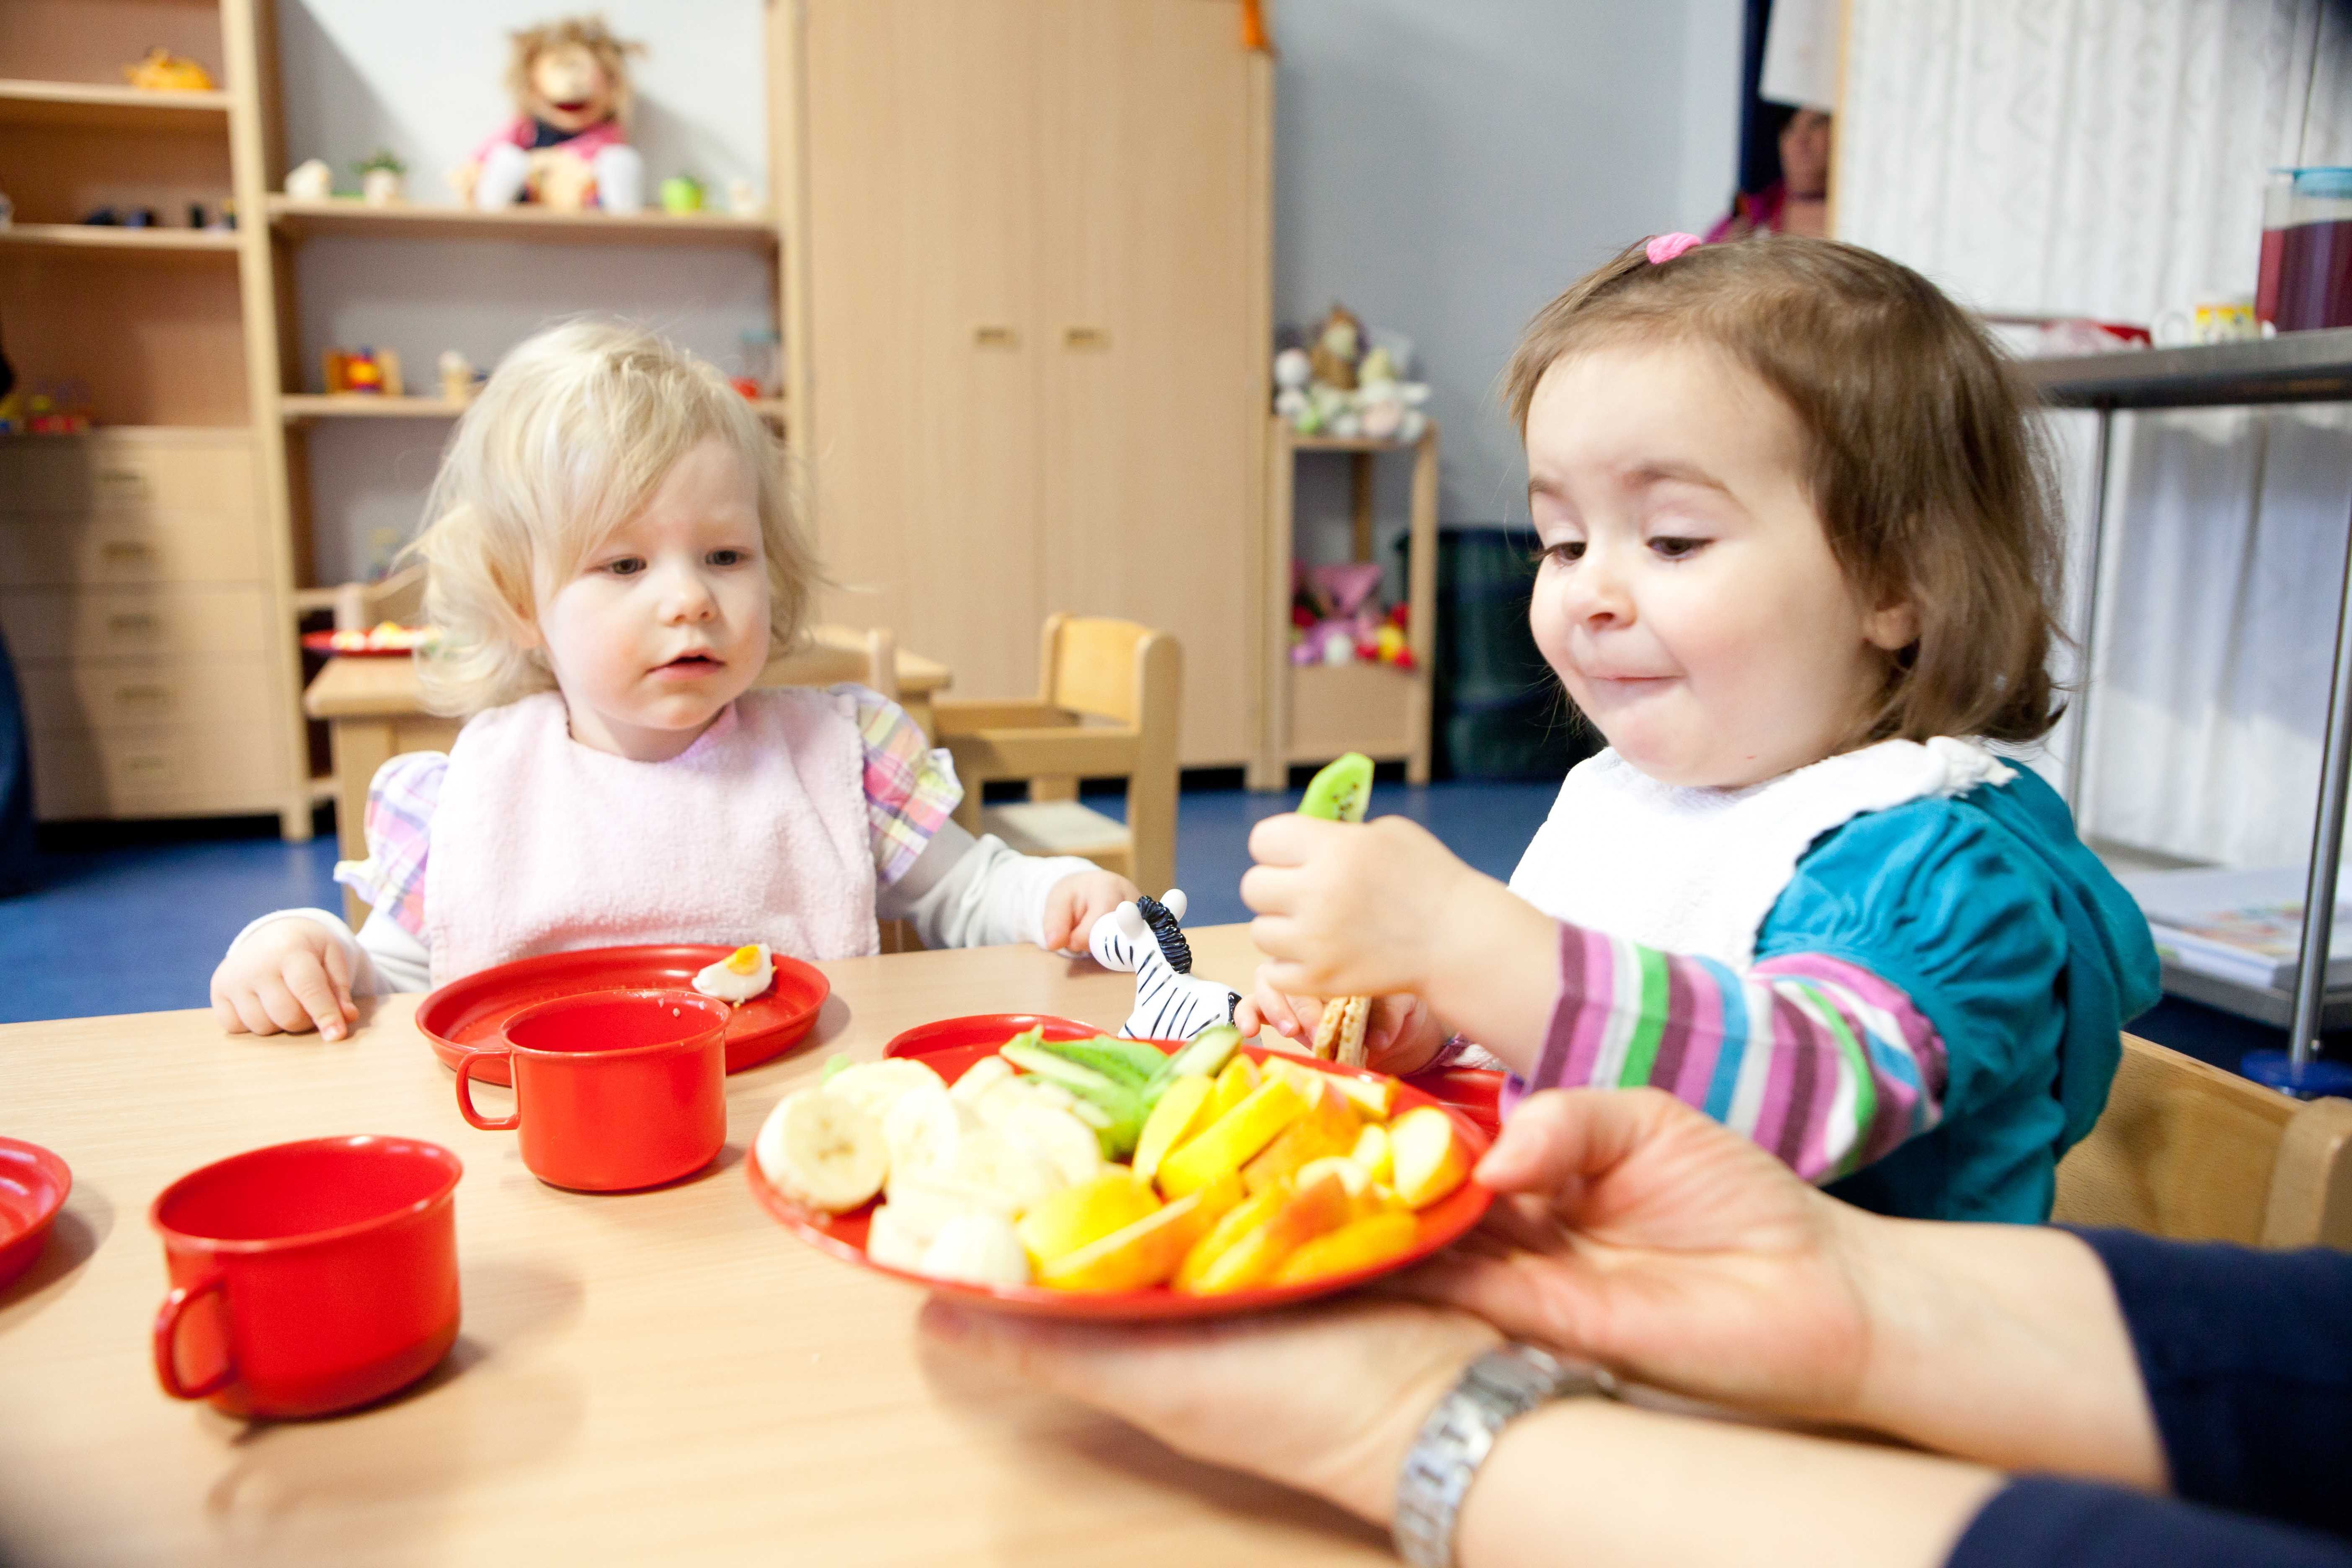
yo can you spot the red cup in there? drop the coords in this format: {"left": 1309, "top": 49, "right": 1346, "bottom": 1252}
{"left": 150, "top": 1135, "right": 462, "bottom": 1418}
{"left": 456, "top": 988, "right": 729, "bottom": 1192}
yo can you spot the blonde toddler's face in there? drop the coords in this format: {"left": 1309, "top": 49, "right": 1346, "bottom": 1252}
{"left": 529, "top": 438, "right": 771, "bottom": 762}
{"left": 1524, "top": 340, "right": 1914, "bottom": 789}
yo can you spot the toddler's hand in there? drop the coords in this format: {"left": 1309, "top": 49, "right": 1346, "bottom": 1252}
{"left": 1041, "top": 869, "right": 1143, "bottom": 954}
{"left": 1241, "top": 813, "right": 1478, "bottom": 1000}
{"left": 1235, "top": 969, "right": 1449, "bottom": 1075}
{"left": 209, "top": 918, "right": 358, "bottom": 1042}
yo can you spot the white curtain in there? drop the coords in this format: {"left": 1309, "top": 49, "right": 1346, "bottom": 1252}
{"left": 1839, "top": 0, "right": 2352, "bottom": 868}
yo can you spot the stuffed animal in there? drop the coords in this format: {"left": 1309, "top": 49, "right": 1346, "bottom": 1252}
{"left": 124, "top": 49, "right": 214, "bottom": 93}
{"left": 449, "top": 16, "right": 646, "bottom": 214}
{"left": 1308, "top": 304, "right": 1364, "bottom": 391}
{"left": 1088, "top": 891, "right": 1242, "bottom": 1042}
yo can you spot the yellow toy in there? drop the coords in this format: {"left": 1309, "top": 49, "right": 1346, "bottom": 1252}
{"left": 124, "top": 49, "right": 215, "bottom": 93}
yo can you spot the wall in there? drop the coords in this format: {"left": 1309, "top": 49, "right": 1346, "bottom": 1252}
{"left": 1272, "top": 0, "right": 1745, "bottom": 582}
{"left": 274, "top": 0, "right": 770, "bottom": 582}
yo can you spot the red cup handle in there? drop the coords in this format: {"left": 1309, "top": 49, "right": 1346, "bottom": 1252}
{"left": 455, "top": 1050, "right": 521, "bottom": 1131}
{"left": 152, "top": 1272, "right": 234, "bottom": 1401}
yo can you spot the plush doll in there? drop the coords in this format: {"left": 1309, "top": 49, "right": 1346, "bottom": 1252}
{"left": 449, "top": 16, "right": 646, "bottom": 214}
{"left": 1088, "top": 891, "right": 1242, "bottom": 1042}
{"left": 1308, "top": 304, "right": 1364, "bottom": 391}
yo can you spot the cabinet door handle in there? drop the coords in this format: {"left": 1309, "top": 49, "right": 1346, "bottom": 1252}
{"left": 99, "top": 541, "right": 155, "bottom": 565}
{"left": 972, "top": 325, "right": 1019, "bottom": 349}
{"left": 108, "top": 613, "right": 160, "bottom": 635}
{"left": 114, "top": 684, "right": 172, "bottom": 706}
{"left": 1063, "top": 327, "right": 1110, "bottom": 351}
{"left": 96, "top": 468, "right": 154, "bottom": 499}
{"left": 120, "top": 754, "right": 173, "bottom": 778}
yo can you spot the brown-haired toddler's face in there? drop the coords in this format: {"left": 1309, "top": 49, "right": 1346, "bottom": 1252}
{"left": 1524, "top": 340, "right": 1915, "bottom": 788}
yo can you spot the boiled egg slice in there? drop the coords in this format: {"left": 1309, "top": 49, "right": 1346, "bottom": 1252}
{"left": 692, "top": 942, "right": 774, "bottom": 1002}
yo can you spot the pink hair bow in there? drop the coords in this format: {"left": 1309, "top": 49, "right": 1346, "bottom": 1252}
{"left": 1645, "top": 232, "right": 1702, "bottom": 264}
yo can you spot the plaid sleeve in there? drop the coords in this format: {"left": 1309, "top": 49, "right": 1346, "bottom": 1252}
{"left": 844, "top": 685, "right": 962, "bottom": 885}
{"left": 332, "top": 751, "right": 445, "bottom": 940}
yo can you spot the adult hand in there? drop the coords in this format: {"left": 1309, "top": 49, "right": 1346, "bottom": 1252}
{"left": 1042, "top": 869, "right": 1144, "bottom": 954}
{"left": 921, "top": 1295, "right": 1499, "bottom": 1525}
{"left": 1400, "top": 1087, "right": 1876, "bottom": 1423}
{"left": 208, "top": 918, "right": 359, "bottom": 1042}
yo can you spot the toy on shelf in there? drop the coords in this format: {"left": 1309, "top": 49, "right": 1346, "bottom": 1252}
{"left": 437, "top": 350, "right": 484, "bottom": 406}
{"left": 356, "top": 150, "right": 407, "bottom": 207}
{"left": 80, "top": 207, "right": 159, "bottom": 228}
{"left": 660, "top": 175, "right": 704, "bottom": 215}
{"left": 284, "top": 158, "right": 333, "bottom": 202}
{"left": 726, "top": 178, "right": 763, "bottom": 218}
{"left": 449, "top": 16, "right": 647, "bottom": 215}
{"left": 1289, "top": 562, "right": 1414, "bottom": 670}
{"left": 123, "top": 48, "right": 215, "bottom": 93}
{"left": 324, "top": 347, "right": 403, "bottom": 397}
{"left": 13, "top": 381, "right": 95, "bottom": 436}
{"left": 1273, "top": 302, "right": 1431, "bottom": 441}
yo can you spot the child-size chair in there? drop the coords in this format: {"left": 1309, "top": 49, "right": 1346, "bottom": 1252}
{"left": 931, "top": 615, "right": 1181, "bottom": 899}
{"left": 2053, "top": 1032, "right": 2352, "bottom": 1248}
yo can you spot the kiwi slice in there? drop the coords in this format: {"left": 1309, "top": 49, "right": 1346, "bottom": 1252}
{"left": 1299, "top": 751, "right": 1375, "bottom": 823}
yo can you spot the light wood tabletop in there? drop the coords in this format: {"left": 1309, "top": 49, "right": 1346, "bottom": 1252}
{"left": 0, "top": 926, "right": 1392, "bottom": 1561}
{"left": 0, "top": 925, "right": 1394, "bottom": 1568}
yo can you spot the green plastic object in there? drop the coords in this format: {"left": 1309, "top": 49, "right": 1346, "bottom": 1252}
{"left": 1299, "top": 752, "right": 1375, "bottom": 823}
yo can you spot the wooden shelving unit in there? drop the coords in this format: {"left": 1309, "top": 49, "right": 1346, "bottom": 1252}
{"left": 279, "top": 394, "right": 787, "bottom": 424}
{"left": 265, "top": 196, "right": 778, "bottom": 249}
{"left": 0, "top": 223, "right": 240, "bottom": 254}
{"left": 1251, "top": 416, "right": 1439, "bottom": 790}
{"left": 0, "top": 79, "right": 232, "bottom": 131}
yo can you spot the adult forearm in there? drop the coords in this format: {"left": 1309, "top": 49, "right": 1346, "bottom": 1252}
{"left": 1839, "top": 1216, "right": 2165, "bottom": 1488}
{"left": 1456, "top": 1396, "right": 2000, "bottom": 1568}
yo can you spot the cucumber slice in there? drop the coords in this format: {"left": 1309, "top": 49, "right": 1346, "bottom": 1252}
{"left": 1300, "top": 751, "right": 1375, "bottom": 823}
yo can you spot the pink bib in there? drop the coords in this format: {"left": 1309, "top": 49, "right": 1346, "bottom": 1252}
{"left": 424, "top": 689, "right": 878, "bottom": 985}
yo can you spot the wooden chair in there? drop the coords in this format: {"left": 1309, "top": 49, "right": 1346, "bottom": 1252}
{"left": 2052, "top": 1032, "right": 2352, "bottom": 1248}
{"left": 930, "top": 615, "right": 1181, "bottom": 898}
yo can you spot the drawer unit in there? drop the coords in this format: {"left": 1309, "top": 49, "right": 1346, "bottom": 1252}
{"left": 0, "top": 509, "right": 266, "bottom": 587}
{"left": 0, "top": 431, "right": 257, "bottom": 521}
{"left": 0, "top": 585, "right": 275, "bottom": 660}
{"left": 30, "top": 722, "right": 290, "bottom": 820}
{"left": 18, "top": 656, "right": 282, "bottom": 734}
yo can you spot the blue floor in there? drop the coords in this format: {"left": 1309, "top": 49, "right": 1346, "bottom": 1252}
{"left": 0, "top": 778, "right": 2321, "bottom": 1084}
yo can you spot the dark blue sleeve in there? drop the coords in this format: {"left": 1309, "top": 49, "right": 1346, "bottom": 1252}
{"left": 1947, "top": 1477, "right": 2352, "bottom": 1568}
{"left": 2070, "top": 1228, "right": 2352, "bottom": 1537}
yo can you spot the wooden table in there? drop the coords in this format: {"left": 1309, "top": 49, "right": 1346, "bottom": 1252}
{"left": 304, "top": 628, "right": 955, "bottom": 926}
{"left": 0, "top": 926, "right": 1390, "bottom": 1567}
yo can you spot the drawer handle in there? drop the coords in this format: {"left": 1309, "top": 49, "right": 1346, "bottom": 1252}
{"left": 114, "top": 684, "right": 172, "bottom": 706}
{"left": 120, "top": 755, "right": 173, "bottom": 777}
{"left": 972, "top": 325, "right": 1019, "bottom": 349}
{"left": 1063, "top": 326, "right": 1110, "bottom": 350}
{"left": 99, "top": 542, "right": 155, "bottom": 564}
{"left": 97, "top": 469, "right": 154, "bottom": 496}
{"left": 108, "top": 614, "right": 160, "bottom": 634}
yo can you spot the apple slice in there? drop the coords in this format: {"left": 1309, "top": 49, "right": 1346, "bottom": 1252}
{"left": 1174, "top": 1170, "right": 1355, "bottom": 1294}
{"left": 1132, "top": 1073, "right": 1215, "bottom": 1183}
{"left": 1349, "top": 1123, "right": 1393, "bottom": 1185}
{"left": 1330, "top": 1072, "right": 1400, "bottom": 1120}
{"left": 1016, "top": 1171, "right": 1160, "bottom": 1267}
{"left": 1155, "top": 1074, "right": 1310, "bottom": 1199}
{"left": 1240, "top": 1080, "right": 1362, "bottom": 1194}
{"left": 1269, "top": 1210, "right": 1421, "bottom": 1286}
{"left": 1172, "top": 1184, "right": 1287, "bottom": 1290}
{"left": 1040, "top": 1175, "right": 1235, "bottom": 1292}
{"left": 1206, "top": 1055, "right": 1258, "bottom": 1122}
{"left": 1387, "top": 1106, "right": 1472, "bottom": 1209}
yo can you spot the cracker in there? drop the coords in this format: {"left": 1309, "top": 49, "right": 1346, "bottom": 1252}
{"left": 1312, "top": 993, "right": 1371, "bottom": 1068}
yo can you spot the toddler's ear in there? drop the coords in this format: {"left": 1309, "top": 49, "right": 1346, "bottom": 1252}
{"left": 1863, "top": 598, "right": 1919, "bottom": 652}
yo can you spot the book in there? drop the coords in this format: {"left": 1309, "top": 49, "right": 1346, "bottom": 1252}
{"left": 2120, "top": 865, "right": 2352, "bottom": 993}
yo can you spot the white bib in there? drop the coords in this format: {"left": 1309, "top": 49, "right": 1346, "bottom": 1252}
{"left": 425, "top": 688, "right": 879, "bottom": 985}
{"left": 1507, "top": 738, "right": 2017, "bottom": 966}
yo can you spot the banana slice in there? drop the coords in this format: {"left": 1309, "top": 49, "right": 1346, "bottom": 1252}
{"left": 882, "top": 1081, "right": 963, "bottom": 1179}
{"left": 948, "top": 1055, "right": 1015, "bottom": 1107}
{"left": 825, "top": 1059, "right": 946, "bottom": 1129}
{"left": 1312, "top": 994, "right": 1372, "bottom": 1067}
{"left": 947, "top": 1125, "right": 1062, "bottom": 1215}
{"left": 865, "top": 1203, "right": 929, "bottom": 1271}
{"left": 919, "top": 1211, "right": 1032, "bottom": 1288}
{"left": 971, "top": 1073, "right": 1078, "bottom": 1128}
{"left": 756, "top": 1088, "right": 887, "bottom": 1213}
{"left": 995, "top": 1101, "right": 1104, "bottom": 1188}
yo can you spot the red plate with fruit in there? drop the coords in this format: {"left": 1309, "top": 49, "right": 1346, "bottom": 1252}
{"left": 746, "top": 1016, "right": 1492, "bottom": 1319}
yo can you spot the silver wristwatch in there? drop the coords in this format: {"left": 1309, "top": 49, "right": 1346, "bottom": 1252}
{"left": 1393, "top": 1343, "right": 1618, "bottom": 1568}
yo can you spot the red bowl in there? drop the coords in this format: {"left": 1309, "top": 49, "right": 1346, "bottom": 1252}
{"left": 748, "top": 1019, "right": 1492, "bottom": 1320}
{"left": 417, "top": 944, "right": 828, "bottom": 1086}
{"left": 0, "top": 1137, "right": 72, "bottom": 1293}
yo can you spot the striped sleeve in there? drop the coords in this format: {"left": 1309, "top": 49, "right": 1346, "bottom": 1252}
{"left": 1512, "top": 921, "right": 1949, "bottom": 1185}
{"left": 331, "top": 751, "right": 446, "bottom": 942}
{"left": 843, "top": 686, "right": 963, "bottom": 886}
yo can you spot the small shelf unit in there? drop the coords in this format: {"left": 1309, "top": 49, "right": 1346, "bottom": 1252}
{"left": 1251, "top": 416, "right": 1439, "bottom": 790}
{"left": 0, "top": 222, "right": 240, "bottom": 254}
{"left": 0, "top": 79, "right": 232, "bottom": 131}
{"left": 265, "top": 196, "right": 778, "bottom": 249}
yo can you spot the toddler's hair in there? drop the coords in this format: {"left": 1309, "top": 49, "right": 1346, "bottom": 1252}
{"left": 1504, "top": 236, "right": 2064, "bottom": 746}
{"left": 407, "top": 320, "right": 817, "bottom": 716}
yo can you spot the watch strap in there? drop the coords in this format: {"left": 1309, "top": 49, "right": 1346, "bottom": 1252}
{"left": 1392, "top": 1342, "right": 1616, "bottom": 1568}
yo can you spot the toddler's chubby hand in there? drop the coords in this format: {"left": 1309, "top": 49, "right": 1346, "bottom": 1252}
{"left": 1041, "top": 869, "right": 1143, "bottom": 954}
{"left": 1235, "top": 974, "right": 1450, "bottom": 1075}
{"left": 1241, "top": 812, "right": 1480, "bottom": 1001}
{"left": 209, "top": 918, "right": 359, "bottom": 1042}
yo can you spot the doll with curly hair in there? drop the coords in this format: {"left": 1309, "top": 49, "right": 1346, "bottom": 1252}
{"left": 449, "top": 15, "right": 647, "bottom": 213}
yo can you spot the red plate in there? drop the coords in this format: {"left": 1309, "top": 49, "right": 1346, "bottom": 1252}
{"left": 748, "top": 1016, "right": 1492, "bottom": 1320}
{"left": 0, "top": 1137, "right": 72, "bottom": 1293}
{"left": 416, "top": 944, "right": 828, "bottom": 1085}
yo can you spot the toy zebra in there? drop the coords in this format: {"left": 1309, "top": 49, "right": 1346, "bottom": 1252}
{"left": 1088, "top": 889, "right": 1242, "bottom": 1042}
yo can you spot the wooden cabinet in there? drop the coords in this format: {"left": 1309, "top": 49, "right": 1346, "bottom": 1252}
{"left": 787, "top": 0, "right": 1271, "bottom": 766}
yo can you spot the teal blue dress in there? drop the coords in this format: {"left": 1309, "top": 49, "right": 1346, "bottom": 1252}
{"left": 1755, "top": 765, "right": 2161, "bottom": 1222}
